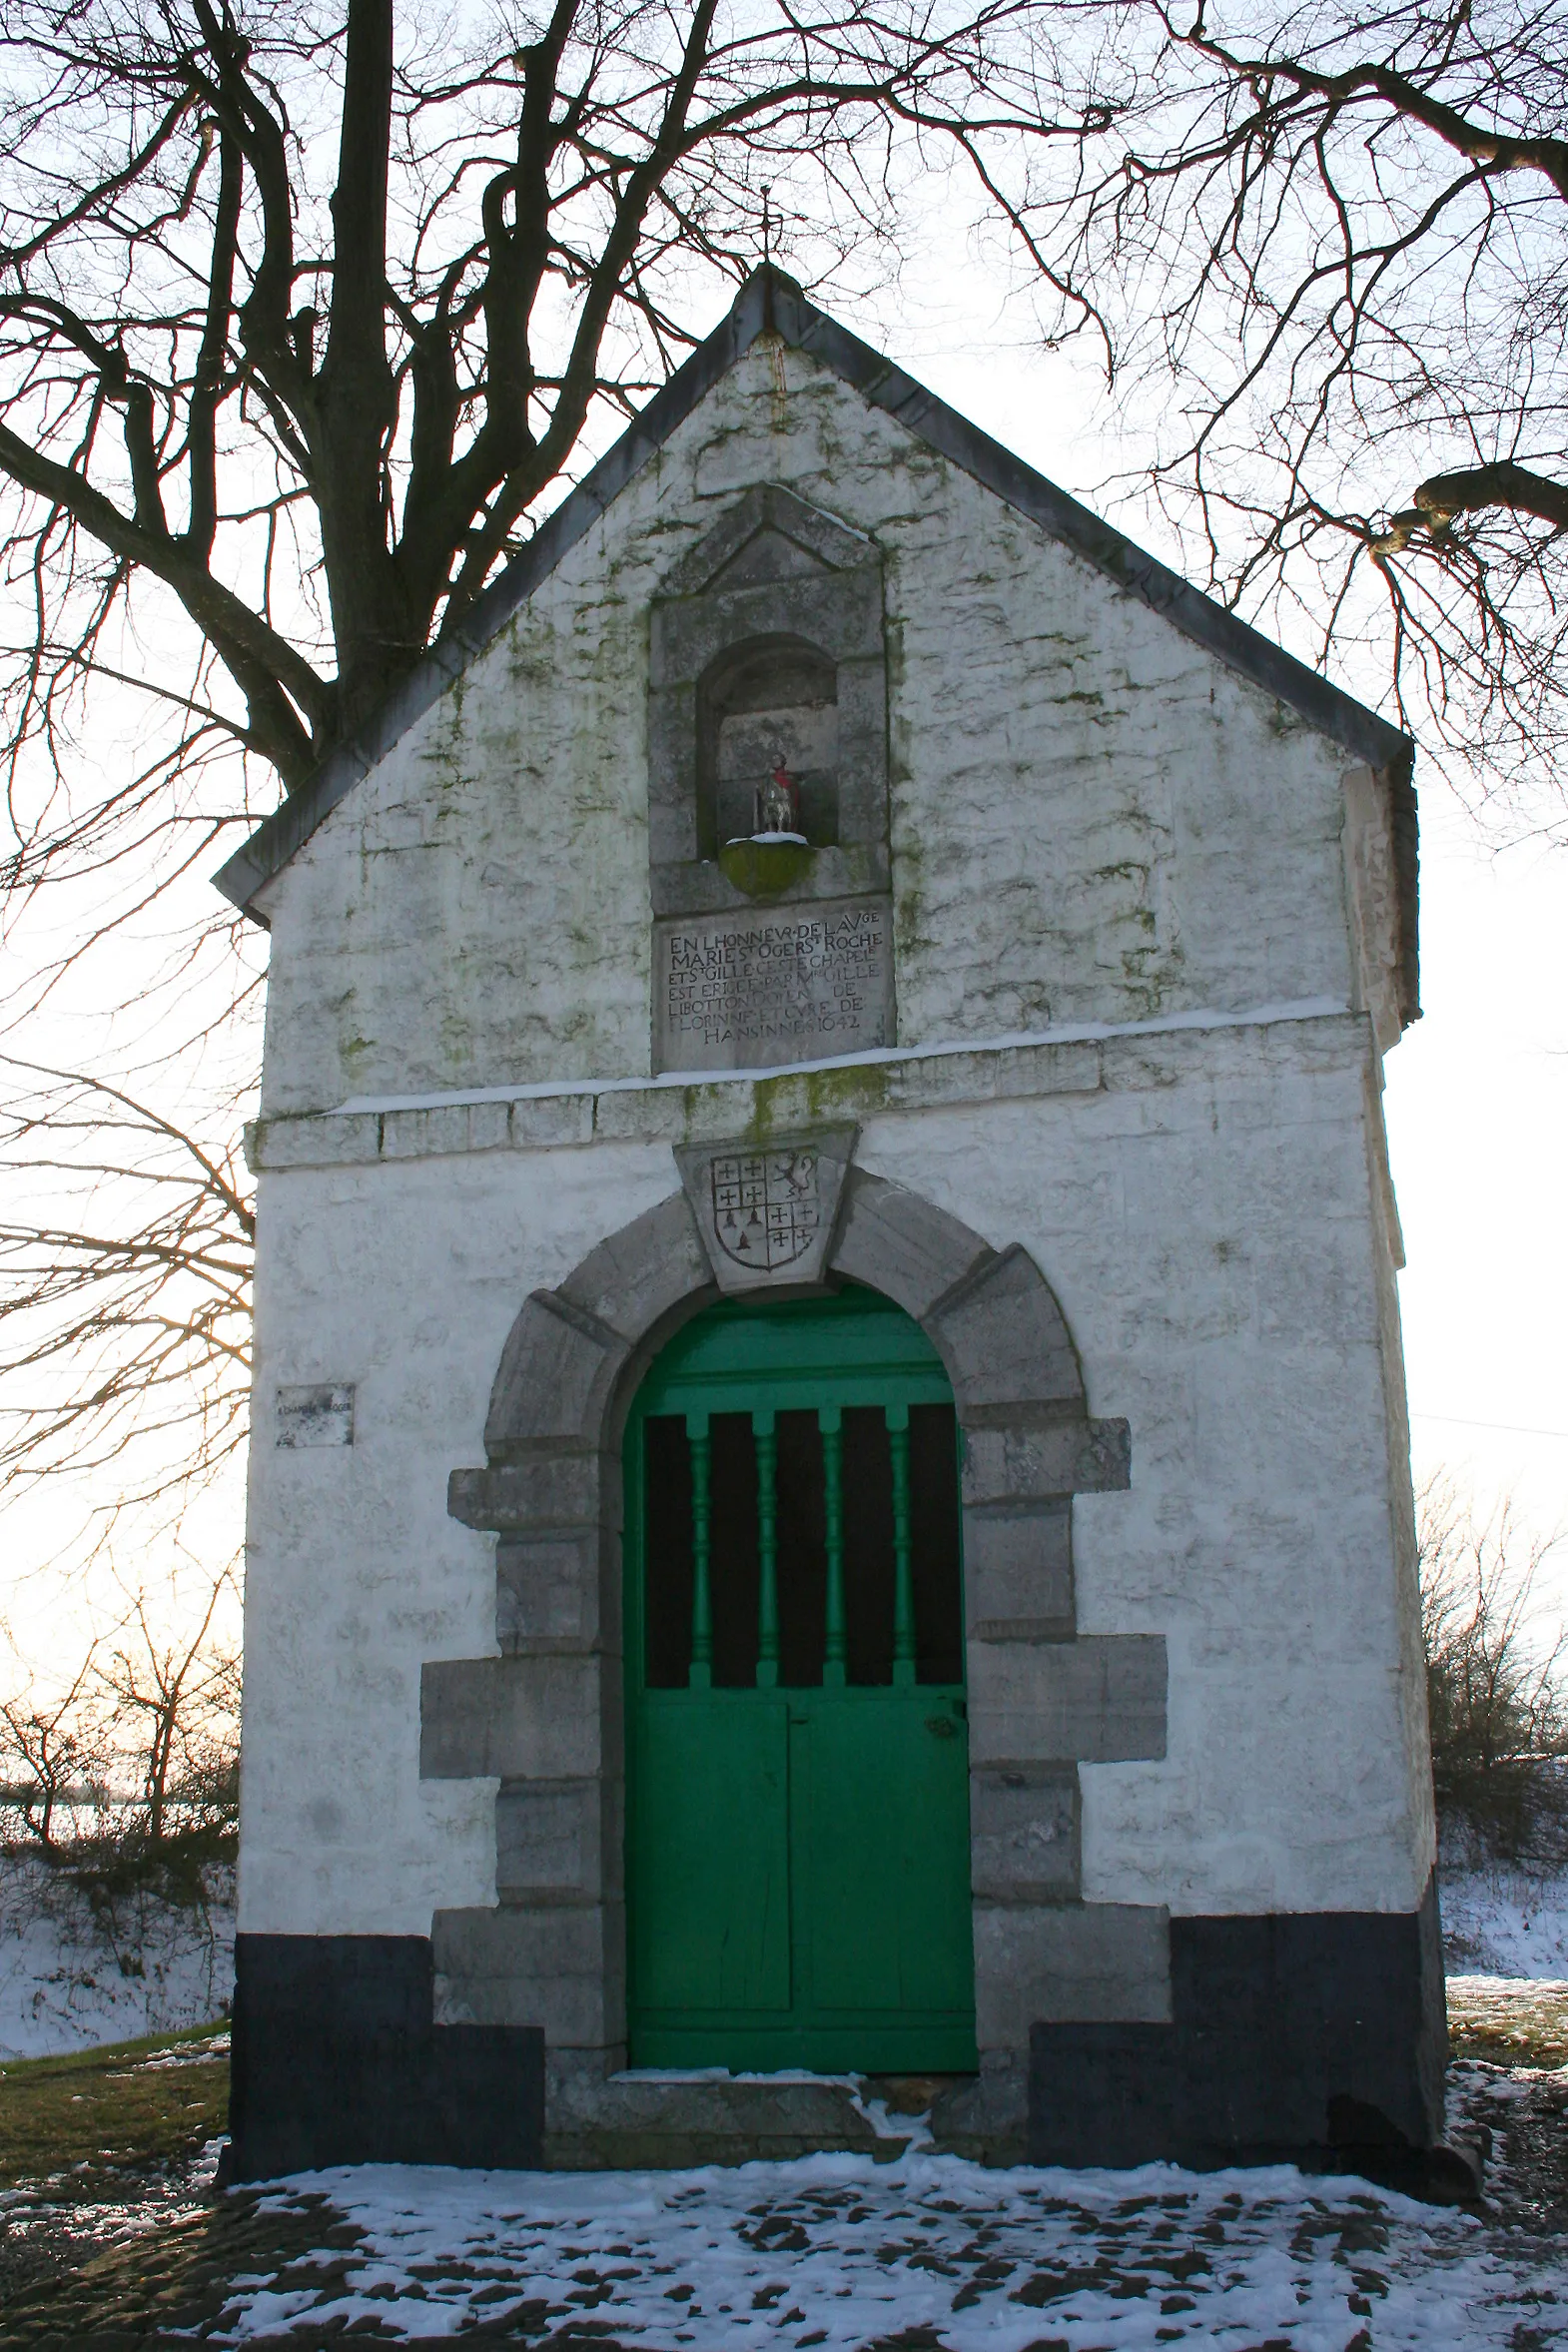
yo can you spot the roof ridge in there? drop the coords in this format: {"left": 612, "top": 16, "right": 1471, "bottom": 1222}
{"left": 214, "top": 264, "right": 1412, "bottom": 922}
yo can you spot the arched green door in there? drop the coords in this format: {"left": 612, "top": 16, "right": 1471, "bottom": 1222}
{"left": 624, "top": 1284, "right": 977, "bottom": 2072}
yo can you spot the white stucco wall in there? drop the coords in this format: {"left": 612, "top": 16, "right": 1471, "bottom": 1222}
{"left": 253, "top": 338, "right": 1367, "bottom": 1118}
{"left": 238, "top": 1013, "right": 1431, "bottom": 1938}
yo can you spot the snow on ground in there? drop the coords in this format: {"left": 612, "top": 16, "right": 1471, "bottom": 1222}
{"left": 0, "top": 1858, "right": 233, "bottom": 2058}
{"left": 1442, "top": 1863, "right": 1568, "bottom": 1977}
{"left": 215, "top": 2140, "right": 1566, "bottom": 2348}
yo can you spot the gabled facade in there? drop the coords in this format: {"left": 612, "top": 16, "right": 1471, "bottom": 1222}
{"left": 222, "top": 268, "right": 1441, "bottom": 2180}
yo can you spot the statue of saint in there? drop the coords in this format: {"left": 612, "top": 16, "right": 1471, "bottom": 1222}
{"left": 754, "top": 763, "right": 805, "bottom": 842}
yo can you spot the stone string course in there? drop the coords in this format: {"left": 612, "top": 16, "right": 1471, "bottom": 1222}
{"left": 247, "top": 1011, "right": 1367, "bottom": 1176}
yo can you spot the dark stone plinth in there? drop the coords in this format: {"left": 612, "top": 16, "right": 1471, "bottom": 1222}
{"left": 1030, "top": 1876, "right": 1448, "bottom": 2178}
{"left": 225, "top": 1934, "right": 544, "bottom": 2181}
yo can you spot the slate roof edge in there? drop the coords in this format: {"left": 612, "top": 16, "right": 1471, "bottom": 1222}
{"left": 214, "top": 263, "right": 1414, "bottom": 925}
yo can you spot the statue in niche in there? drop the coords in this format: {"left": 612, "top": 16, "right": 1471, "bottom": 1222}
{"left": 750, "top": 762, "right": 805, "bottom": 845}
{"left": 697, "top": 636, "right": 839, "bottom": 859}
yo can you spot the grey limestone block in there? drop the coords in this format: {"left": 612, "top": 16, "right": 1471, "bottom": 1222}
{"left": 495, "top": 1778, "right": 620, "bottom": 1903}
{"left": 448, "top": 1449, "right": 610, "bottom": 1534}
{"left": 653, "top": 567, "right": 883, "bottom": 683}
{"left": 556, "top": 1190, "right": 712, "bottom": 1343}
{"left": 483, "top": 1291, "right": 629, "bottom": 1453}
{"left": 962, "top": 1500, "right": 1074, "bottom": 1637}
{"left": 432, "top": 1901, "right": 625, "bottom": 2046}
{"left": 420, "top": 1654, "right": 617, "bottom": 1783}
{"left": 962, "top": 1417, "right": 1132, "bottom": 1506}
{"left": 251, "top": 1112, "right": 381, "bottom": 1170}
{"left": 928, "top": 2051, "right": 1029, "bottom": 2165}
{"left": 968, "top": 1634, "right": 1168, "bottom": 1765}
{"left": 929, "top": 1243, "right": 1084, "bottom": 1413}
{"left": 495, "top": 1528, "right": 614, "bottom": 1653}
{"left": 826, "top": 1168, "right": 991, "bottom": 1320}
{"left": 974, "top": 1903, "right": 1172, "bottom": 2047}
{"left": 971, "top": 1766, "right": 1081, "bottom": 1901}
{"left": 379, "top": 1101, "right": 511, "bottom": 1160}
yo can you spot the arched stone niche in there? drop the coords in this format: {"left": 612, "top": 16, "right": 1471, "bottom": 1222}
{"left": 427, "top": 1136, "right": 1161, "bottom": 2166}
{"left": 698, "top": 632, "right": 839, "bottom": 855}
{"left": 646, "top": 486, "right": 895, "bottom": 1076}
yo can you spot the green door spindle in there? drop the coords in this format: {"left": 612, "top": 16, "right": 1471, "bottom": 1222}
{"left": 754, "top": 1409, "right": 779, "bottom": 1687}
{"left": 820, "top": 1405, "right": 845, "bottom": 1687}
{"left": 888, "top": 1403, "right": 915, "bottom": 1686}
{"left": 687, "top": 1413, "right": 712, "bottom": 1689}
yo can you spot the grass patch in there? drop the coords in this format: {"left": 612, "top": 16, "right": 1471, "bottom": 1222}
{"left": 0, "top": 2019, "right": 228, "bottom": 2190}
{"left": 1448, "top": 1974, "right": 1568, "bottom": 2069}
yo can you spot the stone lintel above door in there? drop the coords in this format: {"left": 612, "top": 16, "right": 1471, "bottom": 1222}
{"left": 674, "top": 1125, "right": 858, "bottom": 1294}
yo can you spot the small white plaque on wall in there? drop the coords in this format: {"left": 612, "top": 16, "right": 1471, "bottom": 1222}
{"left": 276, "top": 1383, "right": 356, "bottom": 1448}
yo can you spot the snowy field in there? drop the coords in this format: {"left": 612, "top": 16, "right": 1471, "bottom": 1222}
{"left": 0, "top": 1857, "right": 234, "bottom": 2058}
{"left": 212, "top": 2128, "right": 1566, "bottom": 2348}
{"left": 1442, "top": 1863, "right": 1568, "bottom": 1978}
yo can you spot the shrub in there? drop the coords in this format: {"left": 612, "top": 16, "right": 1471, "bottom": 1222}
{"left": 1419, "top": 1480, "right": 1568, "bottom": 1865}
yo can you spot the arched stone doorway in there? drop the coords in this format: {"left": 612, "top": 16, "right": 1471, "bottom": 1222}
{"left": 424, "top": 1145, "right": 1156, "bottom": 2164}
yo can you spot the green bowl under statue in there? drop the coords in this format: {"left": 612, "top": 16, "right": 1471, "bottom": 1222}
{"left": 719, "top": 833, "right": 815, "bottom": 898}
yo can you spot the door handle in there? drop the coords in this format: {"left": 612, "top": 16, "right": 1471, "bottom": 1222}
{"left": 925, "top": 1714, "right": 958, "bottom": 1739}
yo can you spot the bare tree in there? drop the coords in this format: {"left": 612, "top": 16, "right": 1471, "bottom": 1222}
{"left": 1011, "top": 0, "right": 1568, "bottom": 816}
{"left": 0, "top": 0, "right": 1106, "bottom": 1536}
{"left": 100, "top": 1567, "right": 241, "bottom": 1853}
{"left": 0, "top": 1565, "right": 241, "bottom": 1871}
{"left": 0, "top": 1057, "right": 253, "bottom": 1538}
{"left": 6, "top": 0, "right": 1562, "bottom": 1557}
{"left": 1419, "top": 1478, "right": 1568, "bottom": 1861}
{"left": 0, "top": 1645, "right": 114, "bottom": 1855}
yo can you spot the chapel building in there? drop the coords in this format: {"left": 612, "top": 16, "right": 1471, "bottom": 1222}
{"left": 219, "top": 268, "right": 1441, "bottom": 2180}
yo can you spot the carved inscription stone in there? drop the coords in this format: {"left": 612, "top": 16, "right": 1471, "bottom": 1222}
{"left": 652, "top": 893, "right": 892, "bottom": 1073}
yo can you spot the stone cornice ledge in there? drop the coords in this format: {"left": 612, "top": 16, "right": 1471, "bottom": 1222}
{"left": 247, "top": 998, "right": 1360, "bottom": 1174}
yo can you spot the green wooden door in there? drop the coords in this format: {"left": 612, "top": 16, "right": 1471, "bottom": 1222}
{"left": 625, "top": 1285, "right": 977, "bottom": 2072}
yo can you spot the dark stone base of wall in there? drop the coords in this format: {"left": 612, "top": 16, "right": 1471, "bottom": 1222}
{"left": 225, "top": 1934, "right": 544, "bottom": 2181}
{"left": 1030, "top": 1879, "right": 1448, "bottom": 2179}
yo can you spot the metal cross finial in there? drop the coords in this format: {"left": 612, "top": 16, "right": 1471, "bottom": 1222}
{"left": 761, "top": 184, "right": 772, "bottom": 267}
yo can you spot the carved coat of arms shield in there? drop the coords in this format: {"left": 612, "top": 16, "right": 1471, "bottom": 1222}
{"left": 710, "top": 1151, "right": 819, "bottom": 1270}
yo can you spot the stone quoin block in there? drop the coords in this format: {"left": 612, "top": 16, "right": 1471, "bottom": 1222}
{"left": 970, "top": 1766, "right": 1081, "bottom": 1901}
{"left": 494, "top": 1528, "right": 614, "bottom": 1653}
{"left": 968, "top": 1634, "right": 1168, "bottom": 1765}
{"left": 961, "top": 1416, "right": 1132, "bottom": 1506}
{"left": 420, "top": 1655, "right": 615, "bottom": 1783}
{"left": 495, "top": 1778, "right": 619, "bottom": 1903}
{"left": 975, "top": 1902, "right": 1173, "bottom": 2047}
{"left": 448, "top": 1451, "right": 611, "bottom": 1534}
{"left": 432, "top": 1902, "right": 626, "bottom": 2046}
{"left": 961, "top": 1500, "right": 1075, "bottom": 1637}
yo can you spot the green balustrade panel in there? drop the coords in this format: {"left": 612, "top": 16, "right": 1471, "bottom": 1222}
{"left": 625, "top": 1284, "right": 977, "bottom": 2073}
